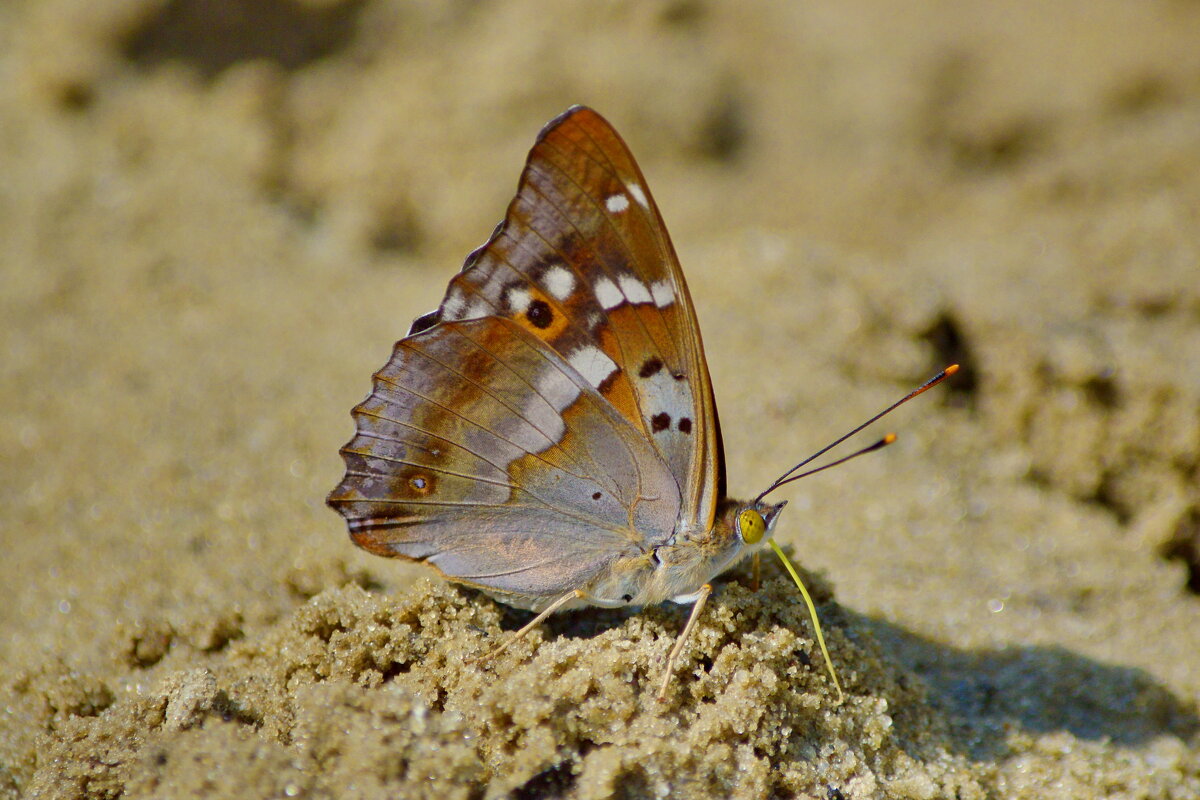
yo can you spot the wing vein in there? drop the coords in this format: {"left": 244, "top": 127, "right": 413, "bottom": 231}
{"left": 400, "top": 333, "right": 591, "bottom": 476}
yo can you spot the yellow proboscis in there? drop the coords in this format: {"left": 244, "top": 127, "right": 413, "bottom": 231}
{"left": 768, "top": 539, "right": 845, "bottom": 705}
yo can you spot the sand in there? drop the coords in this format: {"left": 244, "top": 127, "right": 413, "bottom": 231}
{"left": 2, "top": 1, "right": 1198, "bottom": 797}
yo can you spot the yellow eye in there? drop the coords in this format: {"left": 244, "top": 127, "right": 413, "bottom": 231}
{"left": 738, "top": 509, "right": 766, "bottom": 544}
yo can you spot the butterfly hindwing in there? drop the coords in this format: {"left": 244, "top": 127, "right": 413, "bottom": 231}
{"left": 329, "top": 316, "right": 682, "bottom": 601}
{"left": 412, "top": 106, "right": 723, "bottom": 533}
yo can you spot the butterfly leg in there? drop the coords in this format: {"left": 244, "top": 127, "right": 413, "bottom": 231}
{"left": 466, "top": 588, "right": 590, "bottom": 665}
{"left": 657, "top": 582, "right": 713, "bottom": 701}
{"left": 751, "top": 552, "right": 761, "bottom": 592}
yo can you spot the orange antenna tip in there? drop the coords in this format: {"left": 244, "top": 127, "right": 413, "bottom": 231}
{"left": 882, "top": 433, "right": 897, "bottom": 445}
{"left": 945, "top": 364, "right": 960, "bottom": 376}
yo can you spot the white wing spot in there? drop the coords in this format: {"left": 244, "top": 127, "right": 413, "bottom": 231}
{"left": 465, "top": 298, "right": 492, "bottom": 320}
{"left": 443, "top": 287, "right": 467, "bottom": 319}
{"left": 535, "top": 367, "right": 581, "bottom": 414}
{"left": 606, "top": 193, "right": 630, "bottom": 213}
{"left": 595, "top": 277, "right": 624, "bottom": 310}
{"left": 506, "top": 286, "right": 531, "bottom": 314}
{"left": 569, "top": 345, "right": 619, "bottom": 389}
{"left": 627, "top": 182, "right": 649, "bottom": 209}
{"left": 619, "top": 274, "right": 652, "bottom": 304}
{"left": 542, "top": 265, "right": 576, "bottom": 301}
{"left": 650, "top": 280, "right": 674, "bottom": 308}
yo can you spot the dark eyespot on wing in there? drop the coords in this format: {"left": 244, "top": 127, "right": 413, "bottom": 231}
{"left": 527, "top": 299, "right": 554, "bottom": 329}
{"left": 592, "top": 491, "right": 602, "bottom": 499}
{"left": 408, "top": 474, "right": 435, "bottom": 494}
{"left": 651, "top": 412, "right": 671, "bottom": 432}
{"left": 639, "top": 357, "right": 664, "bottom": 378}
{"left": 678, "top": 417, "right": 692, "bottom": 434}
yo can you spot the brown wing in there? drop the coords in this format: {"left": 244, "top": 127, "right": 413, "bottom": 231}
{"left": 408, "top": 106, "right": 723, "bottom": 535}
{"left": 328, "top": 317, "right": 681, "bottom": 601}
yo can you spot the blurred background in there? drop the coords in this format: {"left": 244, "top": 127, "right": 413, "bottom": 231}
{"left": 2, "top": 0, "right": 1199, "bottom": 794}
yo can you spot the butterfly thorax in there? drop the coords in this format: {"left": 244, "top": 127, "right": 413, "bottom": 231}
{"left": 481, "top": 498, "right": 786, "bottom": 613}
{"left": 623, "top": 498, "right": 787, "bottom": 607}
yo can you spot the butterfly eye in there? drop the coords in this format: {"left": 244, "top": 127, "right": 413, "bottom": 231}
{"left": 738, "top": 509, "right": 766, "bottom": 544}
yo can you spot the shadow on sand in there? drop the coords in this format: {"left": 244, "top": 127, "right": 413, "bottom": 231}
{"left": 856, "top": 611, "right": 1199, "bottom": 762}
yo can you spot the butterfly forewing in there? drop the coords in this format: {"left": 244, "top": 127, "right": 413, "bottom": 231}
{"left": 413, "top": 106, "right": 722, "bottom": 534}
{"left": 329, "top": 317, "right": 681, "bottom": 601}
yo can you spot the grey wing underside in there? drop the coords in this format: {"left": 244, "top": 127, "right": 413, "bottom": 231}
{"left": 328, "top": 317, "right": 681, "bottom": 600}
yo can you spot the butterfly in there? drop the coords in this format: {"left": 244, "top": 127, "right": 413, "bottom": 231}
{"left": 328, "top": 105, "right": 955, "bottom": 702}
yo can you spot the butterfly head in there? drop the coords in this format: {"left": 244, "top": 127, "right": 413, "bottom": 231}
{"left": 733, "top": 499, "right": 787, "bottom": 550}
{"left": 688, "top": 498, "right": 787, "bottom": 579}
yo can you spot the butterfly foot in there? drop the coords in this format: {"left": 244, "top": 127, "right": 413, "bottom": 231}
{"left": 655, "top": 670, "right": 674, "bottom": 702}
{"left": 464, "top": 588, "right": 585, "bottom": 669}
{"left": 653, "top": 583, "right": 712, "bottom": 701}
{"left": 463, "top": 636, "right": 511, "bottom": 667}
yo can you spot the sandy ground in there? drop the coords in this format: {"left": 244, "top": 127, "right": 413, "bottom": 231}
{"left": 2, "top": 1, "right": 1199, "bottom": 798}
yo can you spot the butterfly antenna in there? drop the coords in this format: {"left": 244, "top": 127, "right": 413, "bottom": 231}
{"left": 766, "top": 433, "right": 898, "bottom": 494}
{"left": 756, "top": 364, "right": 958, "bottom": 503}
